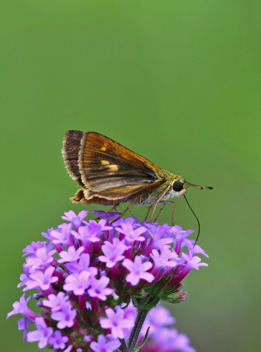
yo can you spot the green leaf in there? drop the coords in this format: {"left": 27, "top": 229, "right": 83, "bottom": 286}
{"left": 143, "top": 296, "right": 160, "bottom": 311}
{"left": 133, "top": 327, "right": 150, "bottom": 352}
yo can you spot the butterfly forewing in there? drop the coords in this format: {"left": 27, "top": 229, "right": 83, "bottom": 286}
{"left": 78, "top": 132, "right": 165, "bottom": 191}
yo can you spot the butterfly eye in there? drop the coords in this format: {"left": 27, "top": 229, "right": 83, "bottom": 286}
{"left": 173, "top": 180, "right": 184, "bottom": 192}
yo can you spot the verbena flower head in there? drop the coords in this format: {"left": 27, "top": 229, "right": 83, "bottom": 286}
{"left": 7, "top": 210, "right": 208, "bottom": 351}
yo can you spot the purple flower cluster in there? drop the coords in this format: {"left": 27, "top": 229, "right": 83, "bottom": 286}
{"left": 7, "top": 210, "right": 208, "bottom": 351}
{"left": 139, "top": 305, "right": 196, "bottom": 352}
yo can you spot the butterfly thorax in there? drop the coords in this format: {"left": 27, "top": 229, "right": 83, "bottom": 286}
{"left": 129, "top": 170, "right": 189, "bottom": 205}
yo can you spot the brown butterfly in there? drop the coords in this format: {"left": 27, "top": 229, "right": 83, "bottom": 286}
{"left": 62, "top": 130, "right": 213, "bottom": 224}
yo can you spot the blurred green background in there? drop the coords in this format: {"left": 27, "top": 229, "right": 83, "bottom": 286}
{"left": 1, "top": 1, "right": 261, "bottom": 351}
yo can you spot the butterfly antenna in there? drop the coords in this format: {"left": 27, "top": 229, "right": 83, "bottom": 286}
{"left": 186, "top": 182, "right": 213, "bottom": 190}
{"left": 184, "top": 195, "right": 200, "bottom": 247}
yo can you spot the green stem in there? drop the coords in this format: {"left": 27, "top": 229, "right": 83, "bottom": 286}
{"left": 128, "top": 308, "right": 149, "bottom": 351}
{"left": 119, "top": 338, "right": 129, "bottom": 352}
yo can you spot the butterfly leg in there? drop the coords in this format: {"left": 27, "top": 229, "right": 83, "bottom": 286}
{"left": 150, "top": 185, "right": 172, "bottom": 223}
{"left": 153, "top": 203, "right": 166, "bottom": 223}
{"left": 144, "top": 205, "right": 153, "bottom": 221}
{"left": 151, "top": 199, "right": 175, "bottom": 225}
{"left": 158, "top": 200, "right": 175, "bottom": 225}
{"left": 112, "top": 194, "right": 140, "bottom": 223}
{"left": 150, "top": 203, "right": 158, "bottom": 223}
{"left": 107, "top": 204, "right": 119, "bottom": 213}
{"left": 171, "top": 201, "right": 175, "bottom": 226}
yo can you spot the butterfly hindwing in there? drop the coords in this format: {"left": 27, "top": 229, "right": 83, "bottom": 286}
{"left": 62, "top": 130, "right": 84, "bottom": 187}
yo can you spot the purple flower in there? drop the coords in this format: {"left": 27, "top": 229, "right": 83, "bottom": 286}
{"left": 58, "top": 245, "right": 85, "bottom": 263}
{"left": 65, "top": 253, "right": 98, "bottom": 276}
{"left": 171, "top": 252, "right": 208, "bottom": 286}
{"left": 181, "top": 252, "right": 208, "bottom": 270}
{"left": 150, "top": 246, "right": 179, "bottom": 268}
{"left": 22, "top": 241, "right": 48, "bottom": 257}
{"left": 17, "top": 316, "right": 34, "bottom": 342}
{"left": 41, "top": 228, "right": 55, "bottom": 241}
{"left": 62, "top": 210, "right": 88, "bottom": 222}
{"left": 100, "top": 308, "right": 134, "bottom": 338}
{"left": 91, "top": 210, "right": 121, "bottom": 221}
{"left": 7, "top": 293, "right": 38, "bottom": 341}
{"left": 49, "top": 330, "right": 69, "bottom": 349}
{"left": 23, "top": 266, "right": 58, "bottom": 292}
{"left": 72, "top": 225, "right": 99, "bottom": 243}
{"left": 72, "top": 219, "right": 112, "bottom": 244}
{"left": 25, "top": 247, "right": 56, "bottom": 271}
{"left": 99, "top": 238, "right": 129, "bottom": 268}
{"left": 141, "top": 327, "right": 196, "bottom": 352}
{"left": 88, "top": 276, "right": 113, "bottom": 301}
{"left": 147, "top": 223, "right": 170, "bottom": 241}
{"left": 184, "top": 239, "right": 209, "bottom": 258}
{"left": 121, "top": 301, "right": 137, "bottom": 322}
{"left": 116, "top": 223, "right": 147, "bottom": 242}
{"left": 17, "top": 263, "right": 31, "bottom": 288}
{"left": 6, "top": 293, "right": 34, "bottom": 319}
{"left": 122, "top": 256, "right": 154, "bottom": 286}
{"left": 112, "top": 216, "right": 136, "bottom": 227}
{"left": 172, "top": 331, "right": 196, "bottom": 352}
{"left": 43, "top": 292, "right": 69, "bottom": 311}
{"left": 62, "top": 210, "right": 88, "bottom": 229}
{"left": 51, "top": 302, "right": 76, "bottom": 329}
{"left": 50, "top": 223, "right": 72, "bottom": 245}
{"left": 63, "top": 271, "right": 92, "bottom": 295}
{"left": 90, "top": 334, "right": 121, "bottom": 352}
{"left": 149, "top": 306, "right": 175, "bottom": 326}
{"left": 27, "top": 317, "right": 53, "bottom": 348}
{"left": 141, "top": 306, "right": 175, "bottom": 336}
{"left": 169, "top": 226, "right": 194, "bottom": 255}
{"left": 8, "top": 210, "right": 206, "bottom": 351}
{"left": 138, "top": 305, "right": 197, "bottom": 352}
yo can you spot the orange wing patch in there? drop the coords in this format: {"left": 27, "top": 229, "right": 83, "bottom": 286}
{"left": 78, "top": 132, "right": 165, "bottom": 191}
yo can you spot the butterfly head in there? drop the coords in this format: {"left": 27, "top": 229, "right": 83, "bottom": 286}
{"left": 171, "top": 176, "right": 213, "bottom": 198}
{"left": 171, "top": 177, "right": 189, "bottom": 198}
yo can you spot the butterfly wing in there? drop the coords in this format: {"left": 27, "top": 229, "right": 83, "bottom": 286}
{"left": 78, "top": 131, "right": 165, "bottom": 191}
{"left": 62, "top": 130, "right": 84, "bottom": 187}
{"left": 71, "top": 184, "right": 150, "bottom": 205}
{"left": 63, "top": 130, "right": 170, "bottom": 205}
